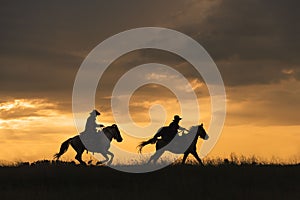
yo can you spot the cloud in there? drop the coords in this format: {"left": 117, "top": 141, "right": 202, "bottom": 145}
{"left": 1, "top": 0, "right": 300, "bottom": 163}
{"left": 0, "top": 99, "right": 58, "bottom": 120}
{"left": 0, "top": 0, "right": 299, "bottom": 128}
{"left": 0, "top": 98, "right": 75, "bottom": 141}
{"left": 166, "top": 0, "right": 300, "bottom": 86}
{"left": 226, "top": 79, "right": 300, "bottom": 126}
{"left": 180, "top": 0, "right": 299, "bottom": 60}
{"left": 1, "top": 0, "right": 299, "bottom": 99}
{"left": 0, "top": 98, "right": 76, "bottom": 137}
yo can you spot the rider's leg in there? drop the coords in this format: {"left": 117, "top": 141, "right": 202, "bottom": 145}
{"left": 153, "top": 127, "right": 164, "bottom": 139}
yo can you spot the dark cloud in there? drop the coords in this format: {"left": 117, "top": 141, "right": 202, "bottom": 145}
{"left": 1, "top": 0, "right": 300, "bottom": 127}
{"left": 225, "top": 79, "right": 300, "bottom": 126}
{"left": 183, "top": 0, "right": 300, "bottom": 60}
{"left": 0, "top": 0, "right": 187, "bottom": 99}
{"left": 173, "top": 0, "right": 300, "bottom": 86}
{"left": 2, "top": 0, "right": 299, "bottom": 96}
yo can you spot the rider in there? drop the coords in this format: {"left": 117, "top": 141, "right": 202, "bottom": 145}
{"left": 167, "top": 115, "right": 188, "bottom": 140}
{"left": 84, "top": 109, "right": 105, "bottom": 134}
{"left": 154, "top": 115, "right": 188, "bottom": 143}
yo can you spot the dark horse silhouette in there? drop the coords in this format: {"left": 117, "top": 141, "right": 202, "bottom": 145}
{"left": 54, "top": 124, "right": 123, "bottom": 165}
{"left": 137, "top": 124, "right": 209, "bottom": 165}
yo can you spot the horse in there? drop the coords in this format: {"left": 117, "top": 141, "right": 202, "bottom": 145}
{"left": 137, "top": 124, "right": 209, "bottom": 165}
{"left": 54, "top": 124, "right": 123, "bottom": 165}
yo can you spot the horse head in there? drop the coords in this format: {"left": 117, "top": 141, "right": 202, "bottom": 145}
{"left": 102, "top": 124, "right": 123, "bottom": 142}
{"left": 197, "top": 123, "right": 209, "bottom": 140}
{"left": 111, "top": 124, "right": 123, "bottom": 142}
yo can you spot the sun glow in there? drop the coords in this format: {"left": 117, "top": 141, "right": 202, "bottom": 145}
{"left": 0, "top": 98, "right": 77, "bottom": 161}
{"left": 0, "top": 89, "right": 299, "bottom": 164}
{"left": 0, "top": 99, "right": 33, "bottom": 110}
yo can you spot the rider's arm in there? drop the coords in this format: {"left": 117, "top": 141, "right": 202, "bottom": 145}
{"left": 178, "top": 126, "right": 188, "bottom": 132}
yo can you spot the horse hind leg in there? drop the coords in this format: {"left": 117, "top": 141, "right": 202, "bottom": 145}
{"left": 75, "top": 150, "right": 86, "bottom": 165}
{"left": 148, "top": 150, "right": 164, "bottom": 164}
{"left": 70, "top": 141, "right": 86, "bottom": 165}
{"left": 147, "top": 140, "right": 165, "bottom": 164}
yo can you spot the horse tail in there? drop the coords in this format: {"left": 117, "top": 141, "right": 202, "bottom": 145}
{"left": 137, "top": 137, "right": 157, "bottom": 154}
{"left": 53, "top": 138, "right": 73, "bottom": 160}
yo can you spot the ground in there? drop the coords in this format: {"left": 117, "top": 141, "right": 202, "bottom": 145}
{"left": 0, "top": 161, "right": 299, "bottom": 200}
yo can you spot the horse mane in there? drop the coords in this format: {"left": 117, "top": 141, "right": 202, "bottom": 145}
{"left": 102, "top": 125, "right": 113, "bottom": 132}
{"left": 188, "top": 125, "right": 198, "bottom": 133}
{"left": 102, "top": 126, "right": 109, "bottom": 132}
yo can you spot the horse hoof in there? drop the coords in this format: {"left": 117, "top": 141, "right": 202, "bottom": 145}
{"left": 96, "top": 161, "right": 103, "bottom": 165}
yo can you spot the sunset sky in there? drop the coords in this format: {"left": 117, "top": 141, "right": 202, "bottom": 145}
{"left": 0, "top": 0, "right": 299, "bottom": 164}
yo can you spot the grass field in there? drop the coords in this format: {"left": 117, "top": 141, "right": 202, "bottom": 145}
{"left": 0, "top": 160, "right": 299, "bottom": 200}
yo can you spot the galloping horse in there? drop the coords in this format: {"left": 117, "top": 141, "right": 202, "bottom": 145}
{"left": 137, "top": 124, "right": 209, "bottom": 165}
{"left": 54, "top": 124, "right": 123, "bottom": 165}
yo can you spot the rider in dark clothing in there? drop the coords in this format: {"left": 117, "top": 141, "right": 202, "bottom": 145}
{"left": 84, "top": 109, "right": 104, "bottom": 134}
{"left": 165, "top": 115, "right": 187, "bottom": 141}
{"left": 154, "top": 115, "right": 187, "bottom": 143}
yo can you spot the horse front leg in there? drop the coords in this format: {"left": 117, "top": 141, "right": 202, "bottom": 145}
{"left": 191, "top": 151, "right": 203, "bottom": 166}
{"left": 106, "top": 150, "right": 114, "bottom": 165}
{"left": 96, "top": 152, "right": 109, "bottom": 165}
{"left": 182, "top": 152, "right": 189, "bottom": 164}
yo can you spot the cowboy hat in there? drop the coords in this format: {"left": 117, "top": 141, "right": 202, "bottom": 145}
{"left": 173, "top": 115, "right": 182, "bottom": 120}
{"left": 90, "top": 109, "right": 101, "bottom": 115}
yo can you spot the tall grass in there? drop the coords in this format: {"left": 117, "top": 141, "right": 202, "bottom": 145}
{"left": 1, "top": 153, "right": 299, "bottom": 168}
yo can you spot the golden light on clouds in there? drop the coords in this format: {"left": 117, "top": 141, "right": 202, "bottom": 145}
{"left": 1, "top": 0, "right": 300, "bottom": 164}
{"left": 1, "top": 79, "right": 299, "bottom": 164}
{"left": 281, "top": 68, "right": 294, "bottom": 75}
{"left": 0, "top": 73, "right": 299, "bottom": 164}
{"left": 0, "top": 99, "right": 76, "bottom": 162}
